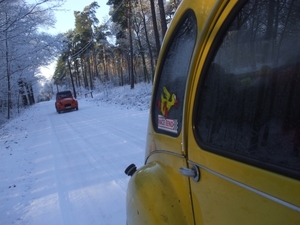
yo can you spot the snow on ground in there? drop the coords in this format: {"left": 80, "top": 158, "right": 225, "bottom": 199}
{"left": 90, "top": 82, "right": 152, "bottom": 111}
{"left": 0, "top": 83, "right": 152, "bottom": 225}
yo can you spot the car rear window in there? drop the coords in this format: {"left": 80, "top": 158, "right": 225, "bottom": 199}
{"left": 57, "top": 92, "right": 72, "bottom": 99}
{"left": 152, "top": 11, "right": 197, "bottom": 136}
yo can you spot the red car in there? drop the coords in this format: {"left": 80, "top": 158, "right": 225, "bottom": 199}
{"left": 55, "top": 91, "right": 78, "bottom": 114}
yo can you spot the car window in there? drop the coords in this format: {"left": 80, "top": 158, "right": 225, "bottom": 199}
{"left": 153, "top": 11, "right": 197, "bottom": 136}
{"left": 58, "top": 92, "right": 72, "bottom": 99}
{"left": 194, "top": 0, "right": 300, "bottom": 179}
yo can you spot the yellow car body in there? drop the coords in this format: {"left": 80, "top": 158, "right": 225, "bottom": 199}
{"left": 126, "top": 0, "right": 300, "bottom": 224}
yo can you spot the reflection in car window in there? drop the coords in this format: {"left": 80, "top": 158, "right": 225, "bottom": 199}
{"left": 153, "top": 12, "right": 197, "bottom": 136}
{"left": 194, "top": 0, "right": 300, "bottom": 178}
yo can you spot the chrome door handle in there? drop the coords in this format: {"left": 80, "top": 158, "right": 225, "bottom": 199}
{"left": 179, "top": 165, "right": 200, "bottom": 182}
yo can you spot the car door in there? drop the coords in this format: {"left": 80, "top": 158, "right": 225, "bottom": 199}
{"left": 186, "top": 0, "right": 300, "bottom": 224}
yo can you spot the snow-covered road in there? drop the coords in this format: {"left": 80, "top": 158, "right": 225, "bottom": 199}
{"left": 0, "top": 99, "right": 148, "bottom": 224}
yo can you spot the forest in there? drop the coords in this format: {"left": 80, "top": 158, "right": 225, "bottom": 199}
{"left": 0, "top": 0, "right": 180, "bottom": 124}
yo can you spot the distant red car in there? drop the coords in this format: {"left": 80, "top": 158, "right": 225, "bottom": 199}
{"left": 55, "top": 91, "right": 78, "bottom": 114}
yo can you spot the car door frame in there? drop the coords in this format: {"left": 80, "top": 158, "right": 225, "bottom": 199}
{"left": 184, "top": 0, "right": 300, "bottom": 224}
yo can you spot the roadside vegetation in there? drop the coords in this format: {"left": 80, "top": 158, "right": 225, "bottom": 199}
{"left": 0, "top": 0, "right": 181, "bottom": 124}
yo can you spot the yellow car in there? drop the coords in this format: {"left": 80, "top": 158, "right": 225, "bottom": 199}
{"left": 125, "top": 0, "right": 300, "bottom": 224}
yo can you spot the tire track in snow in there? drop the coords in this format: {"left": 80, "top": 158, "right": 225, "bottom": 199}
{"left": 48, "top": 100, "right": 148, "bottom": 224}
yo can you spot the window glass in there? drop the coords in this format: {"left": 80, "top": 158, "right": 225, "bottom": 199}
{"left": 57, "top": 91, "right": 72, "bottom": 99}
{"left": 153, "top": 12, "right": 197, "bottom": 136}
{"left": 194, "top": 0, "right": 300, "bottom": 177}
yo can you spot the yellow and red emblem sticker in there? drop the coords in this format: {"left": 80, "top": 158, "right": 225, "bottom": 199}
{"left": 157, "top": 87, "right": 179, "bottom": 133}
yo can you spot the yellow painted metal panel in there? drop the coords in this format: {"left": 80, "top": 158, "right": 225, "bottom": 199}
{"left": 127, "top": 0, "right": 300, "bottom": 224}
{"left": 189, "top": 167, "right": 300, "bottom": 225}
{"left": 126, "top": 156, "right": 194, "bottom": 225}
{"left": 186, "top": 0, "right": 300, "bottom": 224}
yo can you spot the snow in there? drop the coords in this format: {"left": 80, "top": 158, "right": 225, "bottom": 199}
{"left": 0, "top": 83, "right": 152, "bottom": 224}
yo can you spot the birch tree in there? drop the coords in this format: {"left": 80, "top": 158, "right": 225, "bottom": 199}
{"left": 0, "top": 0, "right": 64, "bottom": 120}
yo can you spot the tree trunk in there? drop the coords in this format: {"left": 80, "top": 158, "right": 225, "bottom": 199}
{"left": 87, "top": 56, "right": 93, "bottom": 90}
{"left": 29, "top": 85, "right": 35, "bottom": 105}
{"left": 139, "top": 0, "right": 155, "bottom": 82}
{"left": 120, "top": 55, "right": 124, "bottom": 86}
{"left": 137, "top": 36, "right": 149, "bottom": 83}
{"left": 67, "top": 58, "right": 77, "bottom": 98}
{"left": 263, "top": 0, "right": 275, "bottom": 63}
{"left": 157, "top": 0, "right": 167, "bottom": 38}
{"left": 102, "top": 45, "right": 108, "bottom": 81}
{"left": 128, "top": 0, "right": 134, "bottom": 89}
{"left": 25, "top": 83, "right": 33, "bottom": 105}
{"left": 5, "top": 16, "right": 11, "bottom": 119}
{"left": 150, "top": 0, "right": 161, "bottom": 56}
{"left": 74, "top": 59, "right": 81, "bottom": 87}
{"left": 92, "top": 48, "right": 99, "bottom": 79}
{"left": 81, "top": 57, "right": 89, "bottom": 89}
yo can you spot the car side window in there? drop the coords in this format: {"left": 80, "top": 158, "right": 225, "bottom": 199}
{"left": 153, "top": 12, "right": 197, "bottom": 136}
{"left": 194, "top": 0, "right": 300, "bottom": 179}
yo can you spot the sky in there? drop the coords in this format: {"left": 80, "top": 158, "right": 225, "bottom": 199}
{"left": 0, "top": 83, "right": 152, "bottom": 224}
{"left": 50, "top": 0, "right": 111, "bottom": 34}
{"left": 28, "top": 0, "right": 111, "bottom": 34}
{"left": 26, "top": 0, "right": 111, "bottom": 79}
